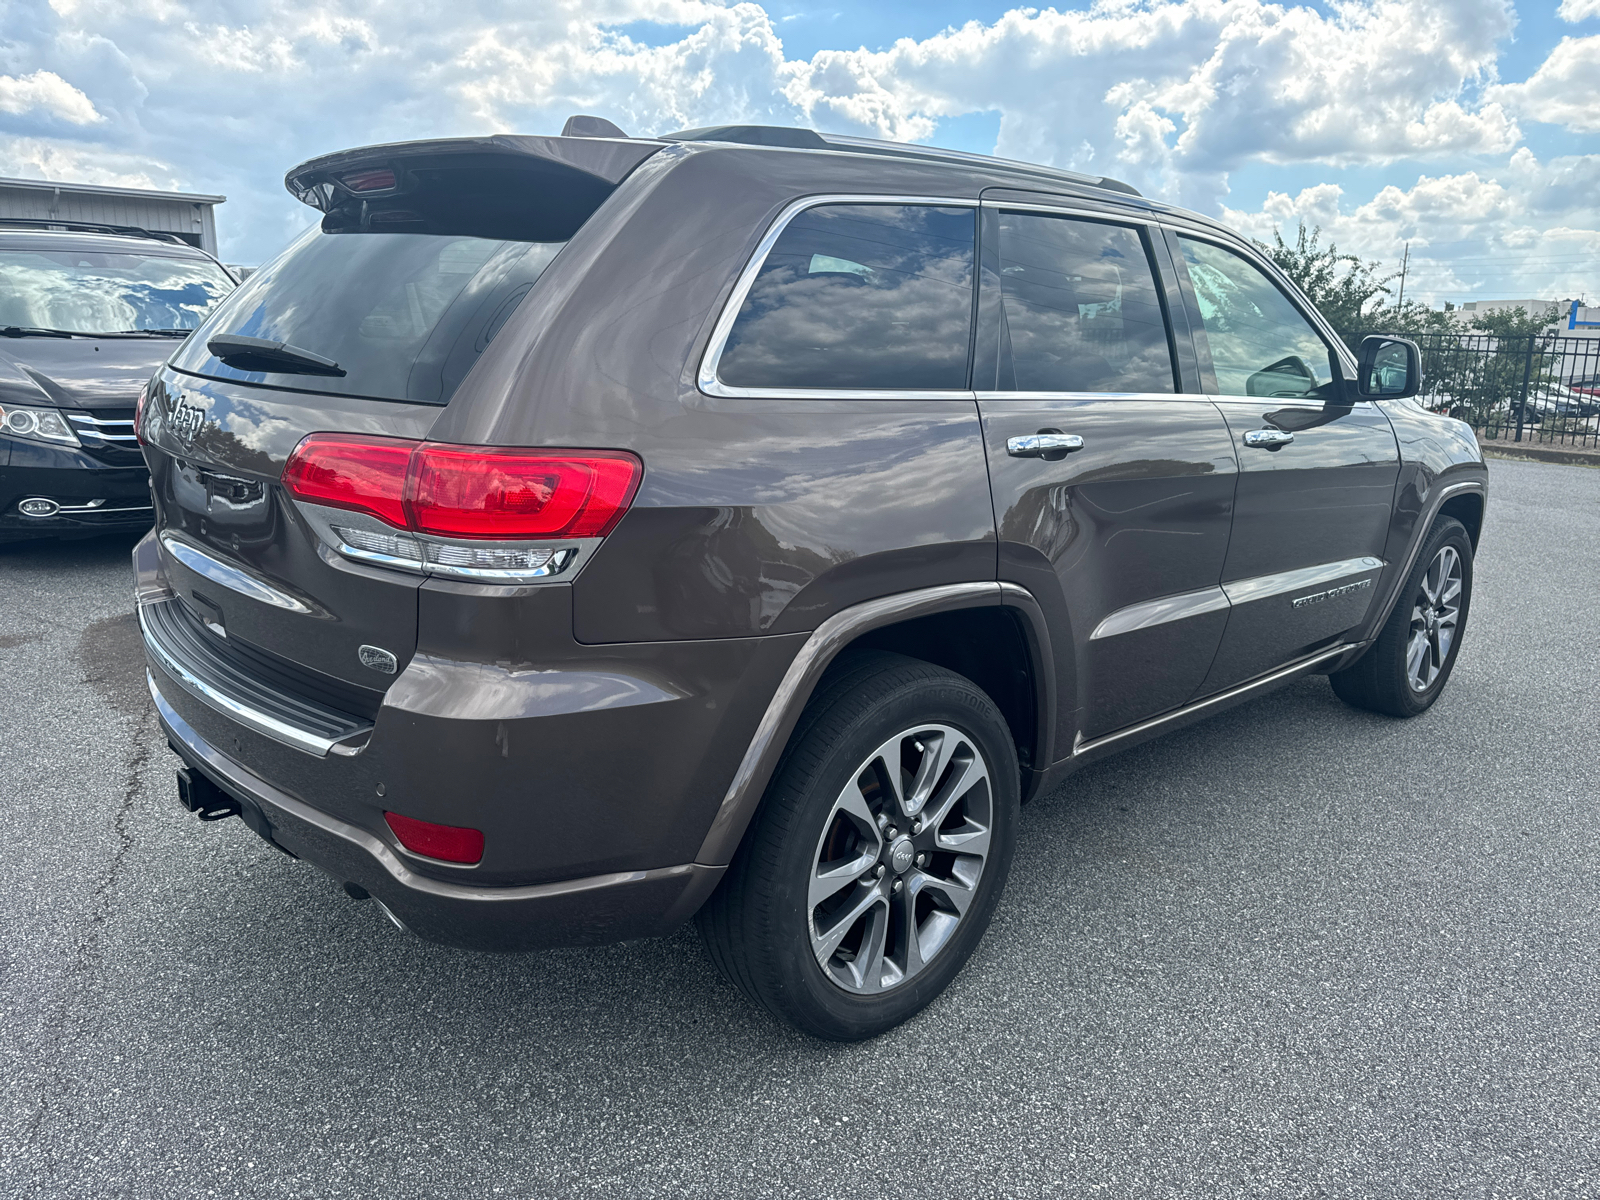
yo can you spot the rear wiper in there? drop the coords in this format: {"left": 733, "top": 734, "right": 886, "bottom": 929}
{"left": 1, "top": 326, "right": 75, "bottom": 338}
{"left": 206, "top": 333, "right": 346, "bottom": 377}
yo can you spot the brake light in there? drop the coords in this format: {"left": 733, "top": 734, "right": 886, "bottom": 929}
{"left": 384, "top": 811, "right": 483, "bottom": 864}
{"left": 282, "top": 434, "right": 642, "bottom": 547}
{"left": 281, "top": 434, "right": 411, "bottom": 529}
{"left": 342, "top": 168, "right": 396, "bottom": 192}
{"left": 135, "top": 384, "right": 149, "bottom": 445}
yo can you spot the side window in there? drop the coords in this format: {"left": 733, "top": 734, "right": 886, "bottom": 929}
{"left": 716, "top": 204, "right": 975, "bottom": 390}
{"left": 996, "top": 213, "right": 1174, "bottom": 393}
{"left": 1178, "top": 237, "right": 1337, "bottom": 399}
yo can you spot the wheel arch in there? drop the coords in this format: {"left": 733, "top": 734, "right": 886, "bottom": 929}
{"left": 694, "top": 582, "right": 1056, "bottom": 865}
{"left": 1438, "top": 490, "right": 1484, "bottom": 548}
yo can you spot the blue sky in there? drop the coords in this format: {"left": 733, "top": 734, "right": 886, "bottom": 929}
{"left": 0, "top": 0, "right": 1594, "bottom": 303}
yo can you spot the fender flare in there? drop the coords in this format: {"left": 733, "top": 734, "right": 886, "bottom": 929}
{"left": 694, "top": 580, "right": 1056, "bottom": 865}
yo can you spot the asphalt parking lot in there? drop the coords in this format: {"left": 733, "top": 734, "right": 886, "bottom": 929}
{"left": 1, "top": 456, "right": 1596, "bottom": 1199}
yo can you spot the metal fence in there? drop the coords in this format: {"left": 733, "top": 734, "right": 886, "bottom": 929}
{"left": 1340, "top": 331, "right": 1600, "bottom": 450}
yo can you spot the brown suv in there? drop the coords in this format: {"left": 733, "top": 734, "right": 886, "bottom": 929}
{"left": 133, "top": 123, "right": 1487, "bottom": 1039}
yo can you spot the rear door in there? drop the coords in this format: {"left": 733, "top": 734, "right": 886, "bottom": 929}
{"left": 976, "top": 202, "right": 1239, "bottom": 749}
{"left": 1168, "top": 232, "right": 1400, "bottom": 693}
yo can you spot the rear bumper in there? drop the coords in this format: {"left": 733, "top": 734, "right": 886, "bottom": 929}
{"left": 149, "top": 672, "right": 724, "bottom": 951}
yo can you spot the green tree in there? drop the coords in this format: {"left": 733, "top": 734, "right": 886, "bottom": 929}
{"left": 1261, "top": 224, "right": 1394, "bottom": 332}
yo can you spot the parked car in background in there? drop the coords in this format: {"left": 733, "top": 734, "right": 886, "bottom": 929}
{"left": 135, "top": 125, "right": 1487, "bottom": 1040}
{"left": 0, "top": 222, "right": 235, "bottom": 543}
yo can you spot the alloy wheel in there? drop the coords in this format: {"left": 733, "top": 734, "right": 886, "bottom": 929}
{"left": 806, "top": 724, "right": 993, "bottom": 994}
{"left": 1406, "top": 544, "right": 1463, "bottom": 692}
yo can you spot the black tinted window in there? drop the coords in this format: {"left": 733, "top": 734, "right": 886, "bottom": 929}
{"left": 716, "top": 204, "right": 975, "bottom": 390}
{"left": 996, "top": 214, "right": 1174, "bottom": 393}
{"left": 174, "top": 230, "right": 561, "bottom": 405}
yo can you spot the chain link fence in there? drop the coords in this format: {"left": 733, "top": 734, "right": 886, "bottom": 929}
{"left": 1340, "top": 330, "right": 1600, "bottom": 450}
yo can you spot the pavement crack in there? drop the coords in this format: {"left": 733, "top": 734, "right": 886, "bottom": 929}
{"left": 17, "top": 695, "right": 157, "bottom": 1182}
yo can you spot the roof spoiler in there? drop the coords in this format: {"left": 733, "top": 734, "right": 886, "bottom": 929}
{"left": 284, "top": 134, "right": 664, "bottom": 213}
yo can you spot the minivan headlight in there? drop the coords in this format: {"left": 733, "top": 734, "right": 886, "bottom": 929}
{"left": 0, "top": 403, "right": 80, "bottom": 447}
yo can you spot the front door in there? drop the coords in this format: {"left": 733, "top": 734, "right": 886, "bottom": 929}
{"left": 976, "top": 205, "right": 1240, "bottom": 749}
{"left": 1169, "top": 233, "right": 1401, "bottom": 693}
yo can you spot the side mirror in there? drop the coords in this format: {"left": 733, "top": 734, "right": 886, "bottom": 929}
{"left": 1356, "top": 335, "right": 1421, "bottom": 399}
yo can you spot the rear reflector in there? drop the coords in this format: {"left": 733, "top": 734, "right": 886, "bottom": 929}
{"left": 282, "top": 435, "right": 642, "bottom": 541}
{"left": 384, "top": 811, "right": 484, "bottom": 864}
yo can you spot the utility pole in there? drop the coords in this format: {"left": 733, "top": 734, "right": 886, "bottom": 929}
{"left": 1395, "top": 242, "right": 1410, "bottom": 311}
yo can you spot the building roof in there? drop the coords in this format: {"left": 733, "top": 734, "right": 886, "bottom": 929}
{"left": 0, "top": 175, "right": 226, "bottom": 206}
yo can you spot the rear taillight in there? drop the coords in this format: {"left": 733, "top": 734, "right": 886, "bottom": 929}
{"left": 281, "top": 434, "right": 642, "bottom": 580}
{"left": 408, "top": 444, "right": 639, "bottom": 539}
{"left": 384, "top": 811, "right": 483, "bottom": 864}
{"left": 342, "top": 168, "right": 397, "bottom": 192}
{"left": 281, "top": 434, "right": 411, "bottom": 528}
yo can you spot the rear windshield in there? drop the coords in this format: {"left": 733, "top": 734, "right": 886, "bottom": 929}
{"left": 0, "top": 249, "right": 234, "bottom": 334}
{"left": 174, "top": 229, "right": 562, "bottom": 405}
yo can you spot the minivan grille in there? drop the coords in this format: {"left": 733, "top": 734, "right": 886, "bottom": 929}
{"left": 67, "top": 409, "right": 142, "bottom": 460}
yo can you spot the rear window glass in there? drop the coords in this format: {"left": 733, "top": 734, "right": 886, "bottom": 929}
{"left": 0, "top": 249, "right": 234, "bottom": 334}
{"left": 174, "top": 229, "right": 562, "bottom": 405}
{"left": 996, "top": 213, "right": 1174, "bottom": 393}
{"left": 716, "top": 204, "right": 975, "bottom": 391}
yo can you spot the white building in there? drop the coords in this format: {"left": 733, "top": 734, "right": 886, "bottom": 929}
{"left": 0, "top": 176, "right": 225, "bottom": 255}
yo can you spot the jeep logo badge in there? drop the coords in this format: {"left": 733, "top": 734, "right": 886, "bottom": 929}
{"left": 169, "top": 396, "right": 208, "bottom": 445}
{"left": 358, "top": 645, "right": 398, "bottom": 674}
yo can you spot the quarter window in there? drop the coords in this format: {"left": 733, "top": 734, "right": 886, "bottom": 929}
{"left": 1178, "top": 237, "right": 1336, "bottom": 399}
{"left": 995, "top": 213, "right": 1175, "bottom": 393}
{"left": 716, "top": 204, "right": 976, "bottom": 391}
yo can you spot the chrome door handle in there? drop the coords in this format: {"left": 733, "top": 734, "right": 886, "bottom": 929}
{"left": 1242, "top": 429, "right": 1294, "bottom": 448}
{"left": 1007, "top": 433, "right": 1084, "bottom": 457}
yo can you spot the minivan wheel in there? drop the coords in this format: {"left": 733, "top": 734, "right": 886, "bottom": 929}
{"left": 697, "top": 652, "right": 1019, "bottom": 1041}
{"left": 1329, "top": 516, "right": 1474, "bottom": 718}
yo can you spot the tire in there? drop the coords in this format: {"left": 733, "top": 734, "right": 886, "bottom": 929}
{"left": 697, "top": 651, "right": 1019, "bottom": 1041}
{"left": 1329, "top": 516, "right": 1474, "bottom": 717}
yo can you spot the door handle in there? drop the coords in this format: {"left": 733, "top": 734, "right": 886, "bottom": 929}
{"left": 1007, "top": 433, "right": 1084, "bottom": 457}
{"left": 1242, "top": 429, "right": 1294, "bottom": 449}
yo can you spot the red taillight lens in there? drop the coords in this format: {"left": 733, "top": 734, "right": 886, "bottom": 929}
{"left": 407, "top": 446, "right": 641, "bottom": 539}
{"left": 135, "top": 384, "right": 149, "bottom": 446}
{"left": 383, "top": 811, "right": 483, "bottom": 864}
{"left": 282, "top": 434, "right": 412, "bottom": 529}
{"left": 342, "top": 168, "right": 396, "bottom": 192}
{"left": 281, "top": 436, "right": 643, "bottom": 546}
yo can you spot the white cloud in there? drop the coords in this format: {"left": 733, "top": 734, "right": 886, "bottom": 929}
{"left": 1557, "top": 0, "right": 1600, "bottom": 21}
{"left": 1222, "top": 151, "right": 1600, "bottom": 305}
{"left": 1486, "top": 36, "right": 1600, "bottom": 133}
{"left": 0, "top": 0, "right": 1581, "bottom": 299}
{"left": 0, "top": 69, "right": 102, "bottom": 124}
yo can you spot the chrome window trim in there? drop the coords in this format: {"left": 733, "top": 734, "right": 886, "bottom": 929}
{"left": 979, "top": 198, "right": 1151, "bottom": 225}
{"left": 1221, "top": 556, "right": 1384, "bottom": 606}
{"left": 697, "top": 193, "right": 980, "bottom": 401}
{"left": 139, "top": 605, "right": 356, "bottom": 758}
{"left": 160, "top": 534, "right": 313, "bottom": 613}
{"left": 975, "top": 390, "right": 1207, "bottom": 403}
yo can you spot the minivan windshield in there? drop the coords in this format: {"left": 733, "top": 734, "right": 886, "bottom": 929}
{"left": 175, "top": 228, "right": 564, "bottom": 405}
{"left": 0, "top": 249, "right": 235, "bottom": 334}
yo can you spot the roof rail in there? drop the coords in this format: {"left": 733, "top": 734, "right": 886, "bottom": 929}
{"left": 0, "top": 217, "right": 193, "bottom": 246}
{"left": 654, "top": 124, "right": 1140, "bottom": 198}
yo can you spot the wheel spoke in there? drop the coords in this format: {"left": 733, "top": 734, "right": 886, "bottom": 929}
{"left": 813, "top": 883, "right": 885, "bottom": 965}
{"left": 921, "top": 751, "right": 985, "bottom": 832}
{"left": 913, "top": 866, "right": 979, "bottom": 916}
{"left": 903, "top": 730, "right": 958, "bottom": 818}
{"left": 845, "top": 904, "right": 889, "bottom": 991}
{"left": 1405, "top": 630, "right": 1429, "bottom": 684}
